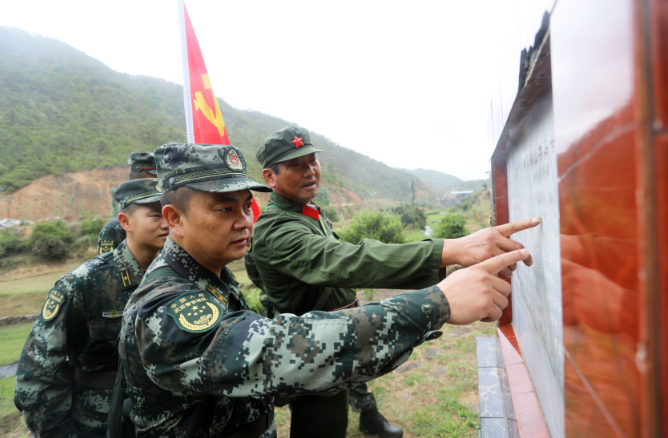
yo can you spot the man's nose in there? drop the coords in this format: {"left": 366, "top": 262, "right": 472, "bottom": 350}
{"left": 234, "top": 210, "right": 253, "bottom": 230}
{"left": 304, "top": 164, "right": 315, "bottom": 176}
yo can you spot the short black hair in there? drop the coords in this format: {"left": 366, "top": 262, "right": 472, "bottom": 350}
{"left": 160, "top": 186, "right": 195, "bottom": 215}
{"left": 270, "top": 163, "right": 280, "bottom": 175}
{"left": 121, "top": 203, "right": 140, "bottom": 216}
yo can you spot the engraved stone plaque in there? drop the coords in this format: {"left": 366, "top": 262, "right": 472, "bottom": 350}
{"left": 506, "top": 96, "right": 564, "bottom": 438}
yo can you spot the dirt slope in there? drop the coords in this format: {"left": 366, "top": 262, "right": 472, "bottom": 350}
{"left": 0, "top": 168, "right": 127, "bottom": 221}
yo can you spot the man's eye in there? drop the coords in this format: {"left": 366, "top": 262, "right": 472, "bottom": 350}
{"left": 244, "top": 203, "right": 253, "bottom": 210}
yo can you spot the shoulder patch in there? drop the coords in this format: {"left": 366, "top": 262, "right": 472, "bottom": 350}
{"left": 42, "top": 288, "right": 65, "bottom": 321}
{"left": 99, "top": 239, "right": 114, "bottom": 254}
{"left": 167, "top": 292, "right": 223, "bottom": 333}
{"left": 119, "top": 270, "right": 133, "bottom": 288}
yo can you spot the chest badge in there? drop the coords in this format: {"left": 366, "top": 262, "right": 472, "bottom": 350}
{"left": 102, "top": 310, "right": 123, "bottom": 319}
{"left": 42, "top": 288, "right": 65, "bottom": 321}
{"left": 167, "top": 292, "right": 223, "bottom": 333}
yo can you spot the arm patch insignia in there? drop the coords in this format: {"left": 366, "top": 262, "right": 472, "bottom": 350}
{"left": 42, "top": 288, "right": 65, "bottom": 321}
{"left": 98, "top": 239, "right": 114, "bottom": 254}
{"left": 166, "top": 292, "right": 223, "bottom": 333}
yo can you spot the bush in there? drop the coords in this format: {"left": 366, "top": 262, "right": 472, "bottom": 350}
{"left": 432, "top": 214, "right": 469, "bottom": 239}
{"left": 388, "top": 204, "right": 427, "bottom": 229}
{"left": 80, "top": 217, "right": 105, "bottom": 236}
{"left": 322, "top": 206, "right": 340, "bottom": 222}
{"left": 0, "top": 228, "right": 25, "bottom": 256}
{"left": 33, "top": 237, "right": 68, "bottom": 260}
{"left": 30, "top": 220, "right": 75, "bottom": 246}
{"left": 72, "top": 234, "right": 96, "bottom": 250}
{"left": 338, "top": 210, "right": 405, "bottom": 244}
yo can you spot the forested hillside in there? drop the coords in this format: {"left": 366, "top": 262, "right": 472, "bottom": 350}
{"left": 0, "top": 27, "right": 435, "bottom": 202}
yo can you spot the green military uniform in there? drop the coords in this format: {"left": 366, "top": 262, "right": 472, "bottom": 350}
{"left": 15, "top": 179, "right": 161, "bottom": 438}
{"left": 117, "top": 143, "right": 452, "bottom": 438}
{"left": 248, "top": 126, "right": 445, "bottom": 437}
{"left": 97, "top": 152, "right": 156, "bottom": 255}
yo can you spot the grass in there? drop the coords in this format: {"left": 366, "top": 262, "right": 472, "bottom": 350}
{"left": 0, "top": 324, "right": 32, "bottom": 367}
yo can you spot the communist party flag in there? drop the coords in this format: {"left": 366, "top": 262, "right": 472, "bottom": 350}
{"left": 178, "top": 0, "right": 262, "bottom": 221}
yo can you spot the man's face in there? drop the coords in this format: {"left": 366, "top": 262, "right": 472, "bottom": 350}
{"left": 267, "top": 153, "right": 321, "bottom": 204}
{"left": 178, "top": 189, "right": 254, "bottom": 271}
{"left": 124, "top": 202, "right": 169, "bottom": 252}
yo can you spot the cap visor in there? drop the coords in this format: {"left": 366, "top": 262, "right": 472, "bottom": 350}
{"left": 186, "top": 176, "right": 272, "bottom": 193}
{"left": 274, "top": 145, "right": 323, "bottom": 165}
{"left": 132, "top": 194, "right": 162, "bottom": 205}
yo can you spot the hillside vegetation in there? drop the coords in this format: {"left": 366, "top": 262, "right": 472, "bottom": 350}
{"left": 0, "top": 26, "right": 435, "bottom": 203}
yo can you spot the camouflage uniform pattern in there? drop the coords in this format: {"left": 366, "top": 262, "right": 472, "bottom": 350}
{"left": 120, "top": 238, "right": 450, "bottom": 438}
{"left": 97, "top": 217, "right": 126, "bottom": 255}
{"left": 15, "top": 240, "right": 145, "bottom": 438}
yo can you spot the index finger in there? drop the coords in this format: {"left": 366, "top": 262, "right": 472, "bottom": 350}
{"left": 496, "top": 217, "right": 542, "bottom": 237}
{"left": 481, "top": 249, "right": 531, "bottom": 275}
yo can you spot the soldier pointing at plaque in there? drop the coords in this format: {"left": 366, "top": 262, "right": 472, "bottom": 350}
{"left": 247, "top": 126, "right": 542, "bottom": 438}
{"left": 15, "top": 179, "right": 167, "bottom": 438}
{"left": 115, "top": 142, "right": 533, "bottom": 438}
{"left": 97, "top": 153, "right": 157, "bottom": 255}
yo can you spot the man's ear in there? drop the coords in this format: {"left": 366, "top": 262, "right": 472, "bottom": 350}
{"left": 262, "top": 168, "right": 277, "bottom": 188}
{"left": 118, "top": 212, "right": 132, "bottom": 232}
{"left": 162, "top": 205, "right": 185, "bottom": 238}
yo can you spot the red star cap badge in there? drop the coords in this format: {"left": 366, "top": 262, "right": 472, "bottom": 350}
{"left": 292, "top": 136, "right": 304, "bottom": 148}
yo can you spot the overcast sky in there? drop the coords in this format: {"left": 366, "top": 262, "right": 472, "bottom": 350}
{"left": 0, "top": 0, "right": 533, "bottom": 181}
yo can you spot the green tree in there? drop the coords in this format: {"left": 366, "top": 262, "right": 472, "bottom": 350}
{"left": 338, "top": 210, "right": 405, "bottom": 244}
{"left": 388, "top": 204, "right": 427, "bottom": 230}
{"left": 30, "top": 220, "right": 75, "bottom": 246}
{"left": 80, "top": 217, "right": 105, "bottom": 236}
{"left": 432, "top": 214, "right": 469, "bottom": 239}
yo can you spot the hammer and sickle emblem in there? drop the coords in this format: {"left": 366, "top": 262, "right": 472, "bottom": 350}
{"left": 193, "top": 74, "right": 227, "bottom": 137}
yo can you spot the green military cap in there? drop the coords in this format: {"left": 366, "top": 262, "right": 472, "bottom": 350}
{"left": 128, "top": 152, "right": 157, "bottom": 175}
{"left": 114, "top": 178, "right": 162, "bottom": 210}
{"left": 154, "top": 143, "right": 271, "bottom": 194}
{"left": 256, "top": 126, "right": 322, "bottom": 169}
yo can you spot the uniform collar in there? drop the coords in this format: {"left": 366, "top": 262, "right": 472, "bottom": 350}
{"left": 113, "top": 240, "right": 145, "bottom": 289}
{"left": 268, "top": 192, "right": 321, "bottom": 220}
{"left": 160, "top": 237, "right": 237, "bottom": 292}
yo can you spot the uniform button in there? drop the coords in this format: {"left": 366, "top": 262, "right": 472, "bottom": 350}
{"left": 421, "top": 304, "right": 432, "bottom": 315}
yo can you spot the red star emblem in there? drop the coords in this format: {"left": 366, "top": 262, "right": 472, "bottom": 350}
{"left": 292, "top": 136, "right": 304, "bottom": 148}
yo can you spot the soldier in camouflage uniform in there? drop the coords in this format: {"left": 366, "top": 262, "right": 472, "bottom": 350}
{"left": 97, "top": 153, "right": 157, "bottom": 255}
{"left": 15, "top": 179, "right": 166, "bottom": 438}
{"left": 248, "top": 126, "right": 541, "bottom": 438}
{"left": 117, "top": 142, "right": 530, "bottom": 438}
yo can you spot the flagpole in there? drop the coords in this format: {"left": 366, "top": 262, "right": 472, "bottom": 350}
{"left": 177, "top": 0, "right": 194, "bottom": 143}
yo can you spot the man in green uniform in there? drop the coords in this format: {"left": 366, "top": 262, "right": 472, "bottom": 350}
{"left": 97, "top": 153, "right": 157, "bottom": 254}
{"left": 117, "top": 142, "right": 530, "bottom": 438}
{"left": 248, "top": 126, "right": 540, "bottom": 438}
{"left": 15, "top": 179, "right": 167, "bottom": 438}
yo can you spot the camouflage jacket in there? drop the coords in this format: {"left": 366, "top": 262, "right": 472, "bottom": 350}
{"left": 248, "top": 192, "right": 446, "bottom": 315}
{"left": 120, "top": 238, "right": 450, "bottom": 438}
{"left": 97, "top": 217, "right": 126, "bottom": 255}
{"left": 15, "top": 240, "right": 145, "bottom": 438}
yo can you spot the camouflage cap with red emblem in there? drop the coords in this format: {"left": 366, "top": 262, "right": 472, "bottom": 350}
{"left": 255, "top": 125, "right": 322, "bottom": 168}
{"left": 153, "top": 143, "right": 271, "bottom": 194}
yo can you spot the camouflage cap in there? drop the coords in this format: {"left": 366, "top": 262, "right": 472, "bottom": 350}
{"left": 256, "top": 126, "right": 322, "bottom": 168}
{"left": 113, "top": 179, "right": 162, "bottom": 210}
{"left": 128, "top": 152, "right": 157, "bottom": 175}
{"left": 154, "top": 143, "right": 271, "bottom": 194}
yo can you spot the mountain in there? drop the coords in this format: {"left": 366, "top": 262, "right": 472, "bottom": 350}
{"left": 400, "top": 168, "right": 463, "bottom": 193}
{"left": 0, "top": 26, "right": 436, "bottom": 203}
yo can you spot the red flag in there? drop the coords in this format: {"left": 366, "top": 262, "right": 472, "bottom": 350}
{"left": 178, "top": 0, "right": 262, "bottom": 221}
